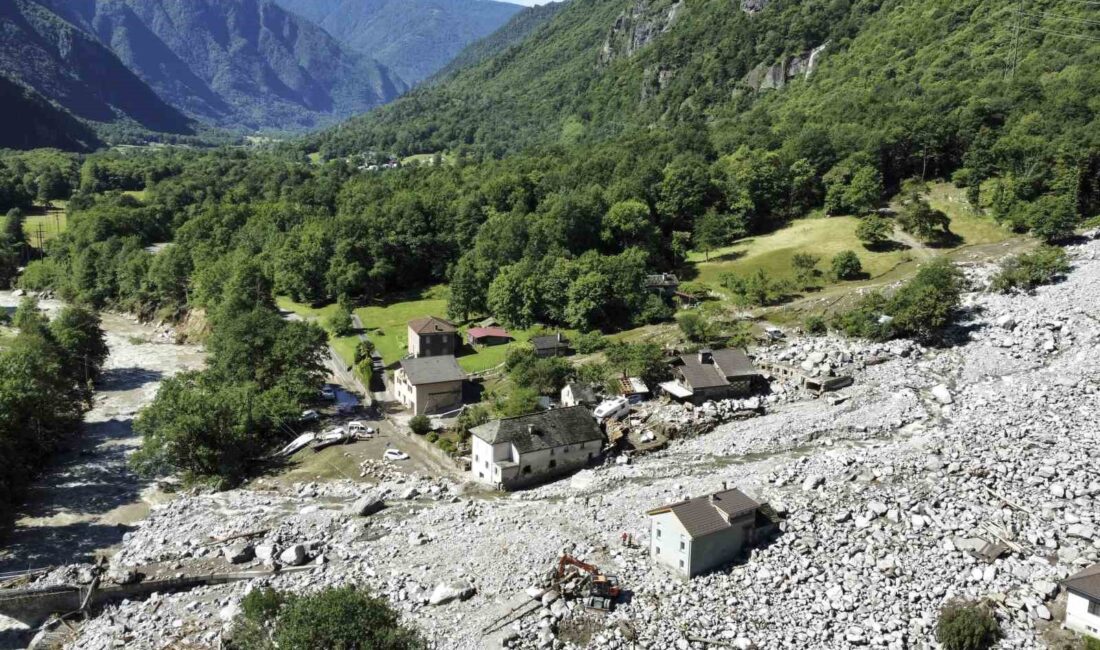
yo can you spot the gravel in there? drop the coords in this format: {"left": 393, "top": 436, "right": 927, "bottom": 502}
{"left": 34, "top": 237, "right": 1100, "bottom": 649}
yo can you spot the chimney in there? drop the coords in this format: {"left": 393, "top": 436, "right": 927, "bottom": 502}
{"left": 528, "top": 424, "right": 537, "bottom": 436}
{"left": 699, "top": 349, "right": 713, "bottom": 364}
{"left": 722, "top": 481, "right": 728, "bottom": 491}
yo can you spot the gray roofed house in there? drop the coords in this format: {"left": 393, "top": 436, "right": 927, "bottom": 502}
{"left": 531, "top": 332, "right": 571, "bottom": 357}
{"left": 646, "top": 486, "right": 777, "bottom": 578}
{"left": 661, "top": 348, "right": 762, "bottom": 404}
{"left": 399, "top": 356, "right": 466, "bottom": 384}
{"left": 468, "top": 406, "right": 604, "bottom": 489}
{"left": 561, "top": 382, "right": 597, "bottom": 408}
{"left": 394, "top": 356, "right": 466, "bottom": 415}
{"left": 1064, "top": 563, "right": 1100, "bottom": 638}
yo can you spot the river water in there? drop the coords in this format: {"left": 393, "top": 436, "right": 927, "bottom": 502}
{"left": 0, "top": 291, "right": 204, "bottom": 645}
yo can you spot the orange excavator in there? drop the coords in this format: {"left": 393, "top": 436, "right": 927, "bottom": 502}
{"left": 555, "top": 555, "right": 622, "bottom": 612}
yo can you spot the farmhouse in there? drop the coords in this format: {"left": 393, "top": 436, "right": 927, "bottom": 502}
{"left": 469, "top": 406, "right": 604, "bottom": 490}
{"left": 407, "top": 316, "right": 457, "bottom": 358}
{"left": 646, "top": 486, "right": 777, "bottom": 578}
{"left": 394, "top": 355, "right": 466, "bottom": 415}
{"left": 661, "top": 348, "right": 762, "bottom": 404}
{"left": 1064, "top": 563, "right": 1100, "bottom": 640}
{"left": 466, "top": 326, "right": 513, "bottom": 346}
{"left": 531, "top": 332, "right": 571, "bottom": 358}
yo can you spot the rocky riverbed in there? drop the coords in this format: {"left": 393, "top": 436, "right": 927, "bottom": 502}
{"left": 11, "top": 235, "right": 1100, "bottom": 650}
{"left": 0, "top": 293, "right": 204, "bottom": 649}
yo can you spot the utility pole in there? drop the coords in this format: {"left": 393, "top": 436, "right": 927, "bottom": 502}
{"left": 1008, "top": 0, "right": 1024, "bottom": 81}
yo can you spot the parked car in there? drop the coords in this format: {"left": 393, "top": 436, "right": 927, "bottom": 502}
{"left": 335, "top": 401, "right": 357, "bottom": 414}
{"left": 300, "top": 409, "right": 320, "bottom": 422}
{"left": 320, "top": 387, "right": 337, "bottom": 401}
{"left": 348, "top": 421, "right": 374, "bottom": 439}
{"left": 383, "top": 449, "right": 410, "bottom": 461}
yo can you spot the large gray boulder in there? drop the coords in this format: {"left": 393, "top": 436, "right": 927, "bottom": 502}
{"left": 429, "top": 581, "right": 475, "bottom": 605}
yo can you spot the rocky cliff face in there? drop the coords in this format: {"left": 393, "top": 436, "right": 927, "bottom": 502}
{"left": 742, "top": 41, "right": 829, "bottom": 92}
{"left": 599, "top": 0, "right": 684, "bottom": 65}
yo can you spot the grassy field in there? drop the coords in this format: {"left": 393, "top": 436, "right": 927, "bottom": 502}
{"left": 23, "top": 207, "right": 67, "bottom": 249}
{"left": 690, "top": 183, "right": 1013, "bottom": 294}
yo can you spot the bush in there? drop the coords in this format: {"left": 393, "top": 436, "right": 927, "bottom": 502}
{"left": 677, "top": 311, "right": 717, "bottom": 343}
{"left": 804, "top": 315, "right": 827, "bottom": 335}
{"left": 936, "top": 600, "right": 1000, "bottom": 650}
{"left": 240, "top": 588, "right": 285, "bottom": 623}
{"left": 436, "top": 438, "right": 457, "bottom": 454}
{"left": 721, "top": 269, "right": 788, "bottom": 307}
{"left": 989, "top": 245, "right": 1069, "bottom": 293}
{"left": 409, "top": 414, "right": 432, "bottom": 435}
{"left": 426, "top": 432, "right": 439, "bottom": 443}
{"left": 276, "top": 587, "right": 422, "bottom": 650}
{"left": 326, "top": 305, "right": 354, "bottom": 337}
{"left": 573, "top": 330, "right": 606, "bottom": 354}
{"left": 856, "top": 214, "right": 892, "bottom": 248}
{"left": 831, "top": 250, "right": 863, "bottom": 280}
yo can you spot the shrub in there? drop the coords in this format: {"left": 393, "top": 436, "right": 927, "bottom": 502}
{"left": 274, "top": 587, "right": 423, "bottom": 650}
{"left": 573, "top": 330, "right": 606, "bottom": 354}
{"left": 240, "top": 587, "right": 285, "bottom": 623}
{"left": 409, "top": 414, "right": 432, "bottom": 435}
{"left": 677, "top": 311, "right": 716, "bottom": 343}
{"left": 989, "top": 245, "right": 1069, "bottom": 293}
{"left": 436, "top": 438, "right": 457, "bottom": 454}
{"left": 804, "top": 315, "right": 827, "bottom": 335}
{"left": 721, "top": 269, "right": 788, "bottom": 307}
{"left": 936, "top": 600, "right": 1000, "bottom": 650}
{"left": 831, "top": 250, "right": 863, "bottom": 280}
{"left": 856, "top": 215, "right": 892, "bottom": 248}
{"left": 426, "top": 432, "right": 439, "bottom": 443}
{"left": 791, "top": 252, "right": 821, "bottom": 288}
{"left": 326, "top": 305, "right": 354, "bottom": 336}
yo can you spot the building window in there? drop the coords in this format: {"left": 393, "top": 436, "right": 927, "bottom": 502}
{"left": 588, "top": 452, "right": 593, "bottom": 460}
{"left": 680, "top": 540, "right": 685, "bottom": 551}
{"left": 679, "top": 559, "right": 685, "bottom": 569}
{"left": 655, "top": 547, "right": 660, "bottom": 555}
{"left": 549, "top": 460, "right": 557, "bottom": 469}
{"left": 550, "top": 448, "right": 555, "bottom": 456}
{"left": 562, "top": 446, "right": 569, "bottom": 453}
{"left": 655, "top": 527, "right": 661, "bottom": 539}
{"left": 522, "top": 465, "right": 531, "bottom": 474}
{"left": 1090, "top": 599, "right": 1100, "bottom": 616}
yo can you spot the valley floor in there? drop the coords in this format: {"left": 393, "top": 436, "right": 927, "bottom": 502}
{"left": 9, "top": 236, "right": 1100, "bottom": 649}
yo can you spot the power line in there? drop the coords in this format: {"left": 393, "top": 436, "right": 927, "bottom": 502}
{"left": 1019, "top": 25, "right": 1100, "bottom": 42}
{"left": 1017, "top": 9, "right": 1100, "bottom": 27}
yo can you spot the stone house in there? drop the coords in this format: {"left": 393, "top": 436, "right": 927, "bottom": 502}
{"left": 561, "top": 382, "right": 597, "bottom": 408}
{"left": 407, "top": 316, "right": 457, "bottom": 357}
{"left": 646, "top": 486, "right": 776, "bottom": 579}
{"left": 661, "top": 348, "right": 761, "bottom": 404}
{"left": 531, "top": 332, "right": 571, "bottom": 358}
{"left": 469, "top": 407, "right": 604, "bottom": 490}
{"left": 1065, "top": 563, "right": 1100, "bottom": 639}
{"left": 394, "top": 355, "right": 466, "bottom": 415}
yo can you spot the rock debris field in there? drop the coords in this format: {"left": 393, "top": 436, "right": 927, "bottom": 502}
{"left": 34, "top": 236, "right": 1100, "bottom": 649}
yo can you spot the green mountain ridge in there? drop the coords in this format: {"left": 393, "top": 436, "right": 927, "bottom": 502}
{"left": 433, "top": 1, "right": 567, "bottom": 81}
{"left": 0, "top": 0, "right": 195, "bottom": 138}
{"left": 0, "top": 75, "right": 102, "bottom": 151}
{"left": 38, "top": 0, "right": 409, "bottom": 132}
{"left": 273, "top": 0, "right": 523, "bottom": 85}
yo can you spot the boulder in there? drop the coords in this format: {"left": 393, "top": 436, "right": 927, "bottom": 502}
{"left": 279, "top": 544, "right": 307, "bottom": 566}
{"left": 223, "top": 543, "right": 254, "bottom": 564}
{"left": 429, "top": 581, "right": 475, "bottom": 606}
{"left": 931, "top": 385, "right": 953, "bottom": 405}
{"left": 347, "top": 496, "right": 385, "bottom": 517}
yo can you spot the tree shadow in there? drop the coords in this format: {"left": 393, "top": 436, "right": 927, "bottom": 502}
{"left": 0, "top": 520, "right": 139, "bottom": 572}
{"left": 865, "top": 240, "right": 911, "bottom": 253}
{"left": 97, "top": 367, "right": 164, "bottom": 391}
{"left": 927, "top": 231, "right": 964, "bottom": 249}
{"left": 704, "top": 249, "right": 747, "bottom": 264}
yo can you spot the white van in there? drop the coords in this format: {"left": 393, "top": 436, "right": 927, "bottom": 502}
{"left": 593, "top": 396, "right": 631, "bottom": 423}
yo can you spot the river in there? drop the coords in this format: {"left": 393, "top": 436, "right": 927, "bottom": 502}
{"left": 0, "top": 291, "right": 204, "bottom": 646}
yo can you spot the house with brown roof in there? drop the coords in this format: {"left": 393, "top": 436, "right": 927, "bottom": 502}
{"left": 408, "top": 316, "right": 458, "bottom": 357}
{"left": 466, "top": 326, "right": 513, "bottom": 347}
{"left": 394, "top": 355, "right": 466, "bottom": 415}
{"left": 661, "top": 348, "right": 762, "bottom": 404}
{"left": 646, "top": 485, "right": 777, "bottom": 578}
{"left": 1065, "top": 563, "right": 1100, "bottom": 639}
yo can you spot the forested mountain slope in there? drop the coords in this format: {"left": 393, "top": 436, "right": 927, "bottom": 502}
{"left": 0, "top": 76, "right": 102, "bottom": 152}
{"left": 0, "top": 0, "right": 194, "bottom": 138}
{"left": 434, "top": 1, "right": 567, "bottom": 81}
{"left": 313, "top": 0, "right": 1099, "bottom": 176}
{"left": 41, "top": 0, "right": 408, "bottom": 132}
{"left": 274, "top": 0, "right": 522, "bottom": 84}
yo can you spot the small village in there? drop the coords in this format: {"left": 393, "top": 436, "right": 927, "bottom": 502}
{"left": 0, "top": 233, "right": 1098, "bottom": 650}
